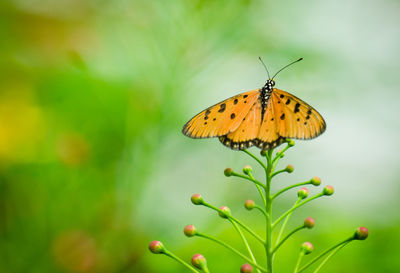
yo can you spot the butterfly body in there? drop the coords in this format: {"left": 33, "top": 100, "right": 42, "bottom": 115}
{"left": 182, "top": 68, "right": 326, "bottom": 151}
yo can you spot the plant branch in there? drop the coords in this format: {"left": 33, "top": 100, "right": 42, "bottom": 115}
{"left": 273, "top": 225, "right": 305, "bottom": 254}
{"left": 163, "top": 250, "right": 199, "bottom": 273}
{"left": 297, "top": 237, "right": 354, "bottom": 273}
{"left": 272, "top": 181, "right": 312, "bottom": 200}
{"left": 196, "top": 232, "right": 267, "bottom": 272}
{"left": 202, "top": 201, "right": 266, "bottom": 244}
{"left": 272, "top": 193, "right": 324, "bottom": 229}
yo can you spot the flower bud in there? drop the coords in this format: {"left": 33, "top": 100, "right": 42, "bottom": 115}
{"left": 323, "top": 185, "right": 334, "bottom": 196}
{"left": 260, "top": 150, "right": 267, "bottom": 157}
{"left": 285, "top": 164, "right": 294, "bottom": 173}
{"left": 300, "top": 242, "right": 314, "bottom": 254}
{"left": 354, "top": 227, "right": 369, "bottom": 240}
{"left": 184, "top": 225, "right": 197, "bottom": 237}
{"left": 218, "top": 206, "right": 231, "bottom": 218}
{"left": 224, "top": 168, "right": 233, "bottom": 177}
{"left": 191, "top": 254, "right": 207, "bottom": 269}
{"left": 191, "top": 193, "right": 204, "bottom": 205}
{"left": 310, "top": 176, "right": 321, "bottom": 186}
{"left": 148, "top": 241, "right": 165, "bottom": 254}
{"left": 304, "top": 217, "right": 315, "bottom": 229}
{"left": 243, "top": 165, "right": 252, "bottom": 175}
{"left": 276, "top": 150, "right": 285, "bottom": 158}
{"left": 240, "top": 263, "right": 253, "bottom": 273}
{"left": 244, "top": 200, "right": 255, "bottom": 210}
{"left": 297, "top": 187, "right": 309, "bottom": 199}
{"left": 287, "top": 139, "right": 295, "bottom": 147}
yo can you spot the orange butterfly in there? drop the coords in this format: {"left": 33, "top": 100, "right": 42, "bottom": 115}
{"left": 182, "top": 58, "right": 326, "bottom": 150}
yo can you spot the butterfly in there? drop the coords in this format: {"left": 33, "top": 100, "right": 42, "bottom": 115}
{"left": 182, "top": 58, "right": 326, "bottom": 151}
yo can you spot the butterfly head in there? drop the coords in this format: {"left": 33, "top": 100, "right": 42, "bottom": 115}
{"left": 265, "top": 79, "right": 275, "bottom": 91}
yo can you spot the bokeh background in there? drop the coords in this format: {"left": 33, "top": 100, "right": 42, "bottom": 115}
{"left": 1, "top": 0, "right": 399, "bottom": 272}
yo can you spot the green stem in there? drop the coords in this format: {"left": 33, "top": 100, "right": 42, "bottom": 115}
{"left": 273, "top": 225, "right": 305, "bottom": 254}
{"left": 202, "top": 201, "right": 265, "bottom": 244}
{"left": 313, "top": 242, "right": 350, "bottom": 273}
{"left": 243, "top": 149, "right": 268, "bottom": 170}
{"left": 196, "top": 232, "right": 267, "bottom": 272}
{"left": 272, "top": 193, "right": 324, "bottom": 229}
{"left": 271, "top": 169, "right": 287, "bottom": 178}
{"left": 275, "top": 198, "right": 302, "bottom": 247}
{"left": 265, "top": 149, "right": 274, "bottom": 273}
{"left": 293, "top": 252, "right": 305, "bottom": 273}
{"left": 230, "top": 220, "right": 262, "bottom": 273}
{"left": 254, "top": 205, "right": 267, "bottom": 216}
{"left": 249, "top": 173, "right": 267, "bottom": 206}
{"left": 297, "top": 237, "right": 354, "bottom": 273}
{"left": 272, "top": 181, "right": 312, "bottom": 200}
{"left": 232, "top": 172, "right": 266, "bottom": 189}
{"left": 163, "top": 250, "right": 199, "bottom": 273}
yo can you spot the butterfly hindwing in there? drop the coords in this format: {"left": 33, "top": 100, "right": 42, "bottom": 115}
{"left": 182, "top": 89, "right": 259, "bottom": 139}
{"left": 219, "top": 100, "right": 262, "bottom": 150}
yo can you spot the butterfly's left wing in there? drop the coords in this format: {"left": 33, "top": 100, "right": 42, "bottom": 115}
{"left": 182, "top": 89, "right": 260, "bottom": 139}
{"left": 271, "top": 88, "right": 326, "bottom": 140}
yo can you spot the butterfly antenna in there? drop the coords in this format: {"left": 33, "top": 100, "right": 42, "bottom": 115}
{"left": 272, "top": 58, "right": 303, "bottom": 79}
{"left": 258, "top": 57, "right": 270, "bottom": 79}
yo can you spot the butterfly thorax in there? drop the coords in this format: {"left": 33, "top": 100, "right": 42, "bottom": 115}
{"left": 260, "top": 79, "right": 275, "bottom": 118}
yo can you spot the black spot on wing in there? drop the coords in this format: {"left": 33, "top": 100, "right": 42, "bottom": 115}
{"left": 234, "top": 98, "right": 238, "bottom": 104}
{"left": 218, "top": 103, "right": 226, "bottom": 113}
{"left": 285, "top": 99, "right": 291, "bottom": 105}
{"left": 280, "top": 113, "right": 285, "bottom": 120}
{"left": 230, "top": 113, "right": 236, "bottom": 119}
{"left": 294, "top": 103, "right": 300, "bottom": 113}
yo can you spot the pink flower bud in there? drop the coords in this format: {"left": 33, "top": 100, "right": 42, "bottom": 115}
{"left": 218, "top": 206, "right": 231, "bottom": 218}
{"left": 323, "top": 185, "right": 334, "bottom": 196}
{"left": 184, "top": 225, "right": 196, "bottom": 237}
{"left": 240, "top": 263, "right": 253, "bottom": 273}
{"left": 224, "top": 168, "right": 233, "bottom": 177}
{"left": 310, "top": 176, "right": 321, "bottom": 186}
{"left": 285, "top": 164, "right": 294, "bottom": 173}
{"left": 304, "top": 217, "right": 315, "bottom": 229}
{"left": 191, "top": 254, "right": 207, "bottom": 269}
{"left": 243, "top": 165, "right": 252, "bottom": 175}
{"left": 191, "top": 193, "right": 204, "bottom": 205}
{"left": 354, "top": 227, "right": 369, "bottom": 240}
{"left": 244, "top": 200, "right": 255, "bottom": 210}
{"left": 301, "top": 242, "right": 314, "bottom": 254}
{"left": 298, "top": 187, "right": 309, "bottom": 199}
{"left": 148, "top": 241, "right": 165, "bottom": 254}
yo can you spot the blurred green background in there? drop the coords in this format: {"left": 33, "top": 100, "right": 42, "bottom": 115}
{"left": 1, "top": 0, "right": 399, "bottom": 272}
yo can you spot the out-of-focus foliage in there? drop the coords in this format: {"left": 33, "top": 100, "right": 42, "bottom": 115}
{"left": 0, "top": 0, "right": 399, "bottom": 272}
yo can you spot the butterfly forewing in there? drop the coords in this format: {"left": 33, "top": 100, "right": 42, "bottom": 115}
{"left": 182, "top": 89, "right": 259, "bottom": 139}
{"left": 271, "top": 88, "right": 326, "bottom": 140}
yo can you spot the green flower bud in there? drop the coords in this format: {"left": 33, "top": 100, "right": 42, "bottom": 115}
{"left": 218, "top": 206, "right": 231, "bottom": 218}
{"left": 297, "top": 187, "right": 309, "bottom": 199}
{"left": 300, "top": 242, "right": 314, "bottom": 254}
{"left": 323, "top": 185, "right": 334, "bottom": 196}
{"left": 191, "top": 254, "right": 207, "bottom": 269}
{"left": 184, "top": 225, "right": 197, "bottom": 237}
{"left": 276, "top": 150, "right": 285, "bottom": 158}
{"left": 310, "top": 176, "right": 321, "bottom": 186}
{"left": 287, "top": 139, "right": 295, "bottom": 147}
{"left": 244, "top": 199, "right": 255, "bottom": 210}
{"left": 260, "top": 150, "right": 267, "bottom": 157}
{"left": 285, "top": 164, "right": 294, "bottom": 173}
{"left": 240, "top": 263, "right": 253, "bottom": 273}
{"left": 304, "top": 217, "right": 315, "bottom": 229}
{"left": 224, "top": 168, "right": 233, "bottom": 177}
{"left": 243, "top": 165, "right": 252, "bottom": 175}
{"left": 148, "top": 241, "right": 165, "bottom": 254}
{"left": 354, "top": 227, "right": 369, "bottom": 240}
{"left": 191, "top": 193, "right": 204, "bottom": 205}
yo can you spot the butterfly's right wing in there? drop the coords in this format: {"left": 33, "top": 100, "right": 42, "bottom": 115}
{"left": 182, "top": 89, "right": 260, "bottom": 139}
